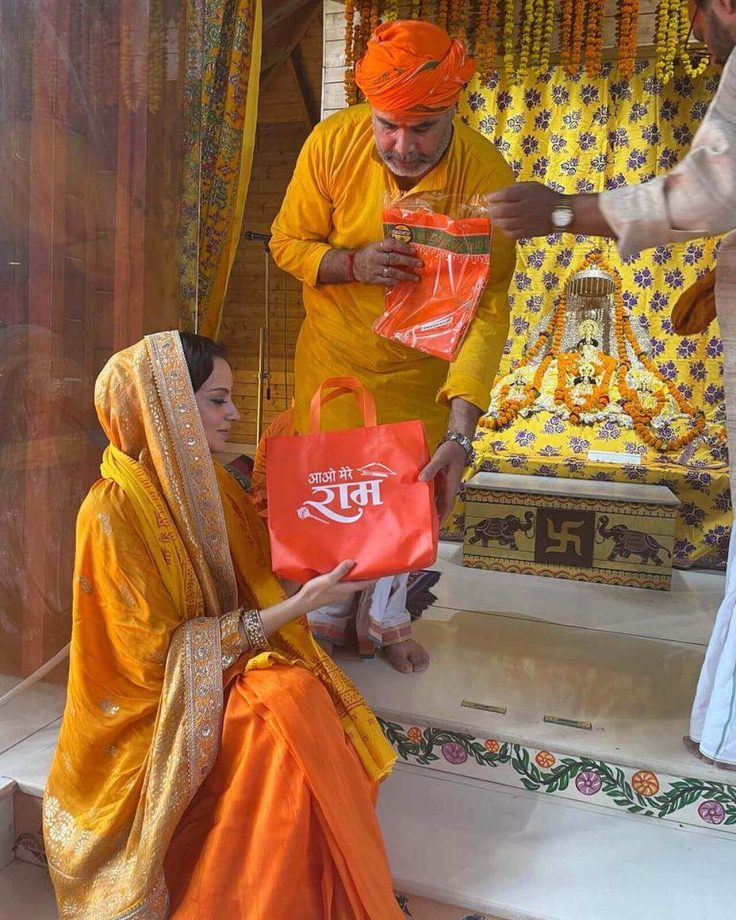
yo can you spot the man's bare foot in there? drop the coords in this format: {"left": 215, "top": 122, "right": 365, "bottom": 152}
{"left": 683, "top": 735, "right": 713, "bottom": 763}
{"left": 383, "top": 638, "right": 430, "bottom": 674}
{"left": 682, "top": 735, "right": 736, "bottom": 769}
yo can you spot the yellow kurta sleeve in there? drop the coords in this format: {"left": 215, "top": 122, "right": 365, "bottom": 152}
{"left": 270, "top": 123, "right": 334, "bottom": 288}
{"left": 437, "top": 146, "right": 516, "bottom": 412}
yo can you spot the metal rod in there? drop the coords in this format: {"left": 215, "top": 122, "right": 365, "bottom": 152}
{"left": 264, "top": 246, "right": 271, "bottom": 401}
{"left": 256, "top": 327, "right": 265, "bottom": 445}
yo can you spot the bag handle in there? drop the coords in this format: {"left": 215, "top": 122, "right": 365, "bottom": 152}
{"left": 309, "top": 376, "right": 378, "bottom": 433}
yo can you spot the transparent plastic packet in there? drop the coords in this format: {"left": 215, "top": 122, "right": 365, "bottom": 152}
{"left": 373, "top": 192, "right": 493, "bottom": 361}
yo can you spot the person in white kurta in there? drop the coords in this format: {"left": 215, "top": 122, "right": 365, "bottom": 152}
{"left": 484, "top": 1, "right": 736, "bottom": 767}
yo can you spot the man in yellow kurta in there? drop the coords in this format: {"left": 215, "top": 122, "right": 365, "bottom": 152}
{"left": 270, "top": 19, "right": 516, "bottom": 673}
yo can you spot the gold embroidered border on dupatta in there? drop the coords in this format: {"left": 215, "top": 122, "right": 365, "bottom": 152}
{"left": 44, "top": 332, "right": 234, "bottom": 919}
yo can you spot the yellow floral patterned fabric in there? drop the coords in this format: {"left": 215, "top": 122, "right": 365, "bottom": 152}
{"left": 179, "top": 0, "right": 262, "bottom": 337}
{"left": 444, "top": 60, "right": 731, "bottom": 567}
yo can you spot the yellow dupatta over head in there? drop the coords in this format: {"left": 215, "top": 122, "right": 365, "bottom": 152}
{"left": 43, "top": 332, "right": 393, "bottom": 920}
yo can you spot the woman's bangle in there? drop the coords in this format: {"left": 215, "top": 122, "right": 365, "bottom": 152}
{"left": 240, "top": 608, "right": 269, "bottom": 652}
{"left": 346, "top": 250, "right": 356, "bottom": 282}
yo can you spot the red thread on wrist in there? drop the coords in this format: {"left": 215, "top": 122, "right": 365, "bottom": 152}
{"left": 346, "top": 250, "right": 356, "bottom": 282}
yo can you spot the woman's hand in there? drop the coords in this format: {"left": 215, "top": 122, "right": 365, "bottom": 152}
{"left": 293, "top": 561, "right": 374, "bottom": 615}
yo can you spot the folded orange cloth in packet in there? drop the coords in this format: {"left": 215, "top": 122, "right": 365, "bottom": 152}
{"left": 373, "top": 206, "right": 492, "bottom": 361}
{"left": 672, "top": 268, "right": 716, "bottom": 335}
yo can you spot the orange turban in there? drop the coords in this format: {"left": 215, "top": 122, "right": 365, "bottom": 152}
{"left": 355, "top": 20, "right": 475, "bottom": 115}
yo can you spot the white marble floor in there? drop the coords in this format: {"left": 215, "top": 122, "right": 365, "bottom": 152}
{"left": 433, "top": 542, "right": 724, "bottom": 646}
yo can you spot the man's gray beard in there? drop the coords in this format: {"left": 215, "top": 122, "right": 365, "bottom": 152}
{"left": 377, "top": 121, "right": 454, "bottom": 177}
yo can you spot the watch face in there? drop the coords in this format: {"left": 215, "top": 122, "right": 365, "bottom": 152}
{"left": 552, "top": 206, "right": 574, "bottom": 229}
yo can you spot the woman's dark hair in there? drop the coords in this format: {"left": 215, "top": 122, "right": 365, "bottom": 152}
{"left": 179, "top": 331, "right": 228, "bottom": 392}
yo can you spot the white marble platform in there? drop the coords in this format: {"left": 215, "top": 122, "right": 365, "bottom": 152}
{"left": 432, "top": 541, "right": 724, "bottom": 646}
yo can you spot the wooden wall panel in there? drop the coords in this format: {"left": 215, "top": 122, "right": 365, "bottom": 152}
{"left": 222, "top": 10, "right": 325, "bottom": 445}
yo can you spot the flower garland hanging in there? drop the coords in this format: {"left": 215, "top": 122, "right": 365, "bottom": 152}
{"left": 559, "top": 0, "right": 574, "bottom": 72}
{"left": 481, "top": 252, "right": 708, "bottom": 452}
{"left": 567, "top": 0, "right": 586, "bottom": 76}
{"left": 448, "top": 0, "right": 468, "bottom": 40}
{"left": 502, "top": 0, "right": 517, "bottom": 82}
{"left": 517, "top": 0, "right": 535, "bottom": 74}
{"left": 481, "top": 298, "right": 566, "bottom": 431}
{"left": 583, "top": 0, "right": 606, "bottom": 77}
{"left": 616, "top": 0, "right": 640, "bottom": 78}
{"left": 370, "top": 0, "right": 380, "bottom": 35}
{"left": 381, "top": 0, "right": 399, "bottom": 23}
{"left": 344, "top": 0, "right": 358, "bottom": 105}
{"left": 538, "top": 0, "right": 555, "bottom": 74}
{"left": 615, "top": 293, "right": 706, "bottom": 451}
{"left": 655, "top": 0, "right": 680, "bottom": 85}
{"left": 678, "top": 0, "right": 709, "bottom": 78}
{"left": 555, "top": 352, "right": 616, "bottom": 422}
{"left": 476, "top": 0, "right": 500, "bottom": 82}
{"left": 352, "top": 0, "right": 374, "bottom": 87}
{"left": 437, "top": 0, "right": 450, "bottom": 30}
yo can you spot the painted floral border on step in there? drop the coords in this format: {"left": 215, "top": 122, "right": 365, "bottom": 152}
{"left": 380, "top": 718, "right": 736, "bottom": 833}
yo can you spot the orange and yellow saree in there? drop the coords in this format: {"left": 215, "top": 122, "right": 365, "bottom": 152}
{"left": 43, "top": 332, "right": 399, "bottom": 919}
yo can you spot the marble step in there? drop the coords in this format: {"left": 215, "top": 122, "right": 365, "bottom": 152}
{"left": 379, "top": 763, "right": 736, "bottom": 920}
{"left": 0, "top": 779, "right": 15, "bottom": 872}
{"left": 0, "top": 860, "right": 57, "bottom": 920}
{"left": 335, "top": 602, "right": 736, "bottom": 836}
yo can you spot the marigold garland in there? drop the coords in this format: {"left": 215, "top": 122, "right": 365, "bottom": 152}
{"left": 538, "top": 0, "right": 555, "bottom": 73}
{"left": 481, "top": 252, "right": 708, "bottom": 452}
{"left": 502, "top": 0, "right": 516, "bottom": 82}
{"left": 517, "top": 0, "right": 535, "bottom": 74}
{"left": 448, "top": 0, "right": 468, "bottom": 39}
{"left": 559, "top": 0, "right": 574, "bottom": 73}
{"left": 556, "top": 351, "right": 616, "bottom": 419}
{"left": 583, "top": 0, "right": 606, "bottom": 77}
{"left": 616, "top": 0, "right": 640, "bottom": 77}
{"left": 476, "top": 0, "right": 499, "bottom": 82}
{"left": 437, "top": 0, "right": 449, "bottom": 30}
{"left": 380, "top": 0, "right": 399, "bottom": 23}
{"left": 566, "top": 0, "right": 586, "bottom": 76}
{"left": 678, "top": 0, "right": 709, "bottom": 78}
{"left": 655, "top": 0, "right": 680, "bottom": 85}
{"left": 344, "top": 0, "right": 358, "bottom": 105}
{"left": 370, "top": 0, "right": 380, "bottom": 34}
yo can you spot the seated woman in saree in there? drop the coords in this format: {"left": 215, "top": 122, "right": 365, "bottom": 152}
{"left": 42, "top": 330, "right": 402, "bottom": 920}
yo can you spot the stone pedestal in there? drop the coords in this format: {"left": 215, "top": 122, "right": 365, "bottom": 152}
{"left": 463, "top": 473, "right": 680, "bottom": 590}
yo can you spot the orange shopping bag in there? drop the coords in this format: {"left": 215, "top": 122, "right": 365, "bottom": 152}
{"left": 373, "top": 205, "right": 492, "bottom": 361}
{"left": 265, "top": 377, "right": 439, "bottom": 583}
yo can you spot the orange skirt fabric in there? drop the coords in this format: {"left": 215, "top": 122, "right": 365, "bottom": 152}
{"left": 165, "top": 665, "right": 403, "bottom": 920}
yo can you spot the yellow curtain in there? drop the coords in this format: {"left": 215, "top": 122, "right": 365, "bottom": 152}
{"left": 180, "top": 0, "right": 262, "bottom": 338}
{"left": 447, "top": 61, "right": 732, "bottom": 567}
